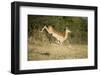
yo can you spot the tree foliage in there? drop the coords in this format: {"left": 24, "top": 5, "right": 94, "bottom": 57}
{"left": 28, "top": 15, "right": 88, "bottom": 44}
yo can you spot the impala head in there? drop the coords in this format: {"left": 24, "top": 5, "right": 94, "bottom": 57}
{"left": 65, "top": 27, "right": 71, "bottom": 33}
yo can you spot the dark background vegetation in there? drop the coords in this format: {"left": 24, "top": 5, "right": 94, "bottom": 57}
{"left": 28, "top": 15, "right": 88, "bottom": 44}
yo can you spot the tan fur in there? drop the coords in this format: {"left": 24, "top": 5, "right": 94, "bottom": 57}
{"left": 41, "top": 25, "right": 71, "bottom": 45}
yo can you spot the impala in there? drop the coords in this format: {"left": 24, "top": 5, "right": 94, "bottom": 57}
{"left": 40, "top": 25, "right": 71, "bottom": 45}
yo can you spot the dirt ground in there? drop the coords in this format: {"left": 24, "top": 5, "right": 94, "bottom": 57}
{"left": 28, "top": 42, "right": 88, "bottom": 61}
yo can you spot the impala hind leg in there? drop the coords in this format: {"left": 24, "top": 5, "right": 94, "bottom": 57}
{"left": 40, "top": 25, "right": 47, "bottom": 32}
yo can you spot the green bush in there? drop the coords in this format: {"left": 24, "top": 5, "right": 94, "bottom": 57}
{"left": 28, "top": 15, "right": 88, "bottom": 44}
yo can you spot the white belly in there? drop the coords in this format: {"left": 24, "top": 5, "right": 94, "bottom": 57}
{"left": 52, "top": 33, "right": 67, "bottom": 43}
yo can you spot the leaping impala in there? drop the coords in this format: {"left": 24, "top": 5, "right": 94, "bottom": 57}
{"left": 40, "top": 25, "right": 71, "bottom": 45}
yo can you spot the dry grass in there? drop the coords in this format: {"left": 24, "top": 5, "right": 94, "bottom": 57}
{"left": 28, "top": 42, "right": 88, "bottom": 61}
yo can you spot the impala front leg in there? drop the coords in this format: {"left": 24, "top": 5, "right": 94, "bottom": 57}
{"left": 55, "top": 40, "right": 61, "bottom": 45}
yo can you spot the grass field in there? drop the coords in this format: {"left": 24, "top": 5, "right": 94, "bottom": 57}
{"left": 28, "top": 42, "right": 88, "bottom": 61}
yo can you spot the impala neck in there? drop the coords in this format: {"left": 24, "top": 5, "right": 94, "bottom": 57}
{"left": 64, "top": 32, "right": 68, "bottom": 39}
